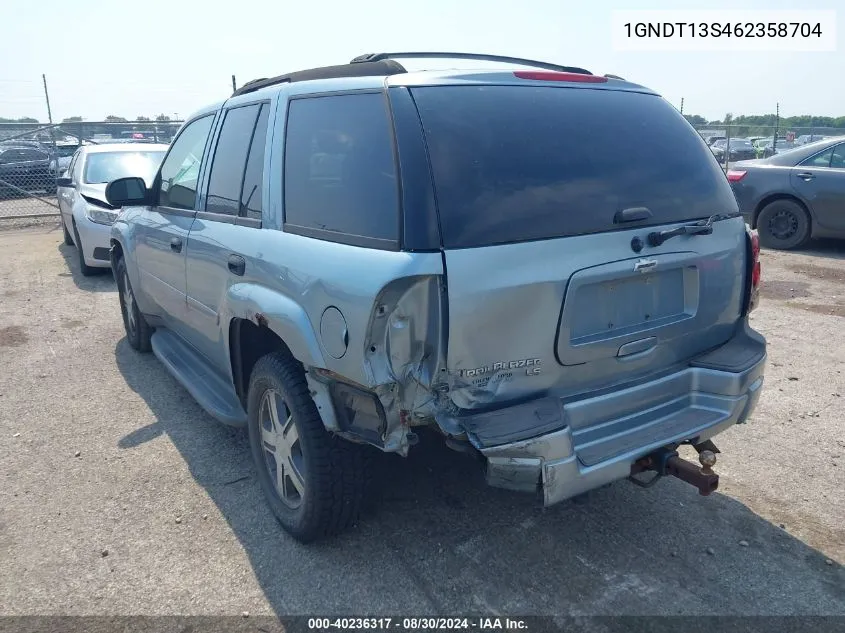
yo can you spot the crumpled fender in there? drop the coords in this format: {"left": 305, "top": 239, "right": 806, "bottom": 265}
{"left": 223, "top": 282, "right": 326, "bottom": 368}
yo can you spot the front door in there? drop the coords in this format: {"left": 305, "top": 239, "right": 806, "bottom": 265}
{"left": 134, "top": 114, "right": 216, "bottom": 329}
{"left": 791, "top": 142, "right": 845, "bottom": 232}
{"left": 57, "top": 149, "right": 81, "bottom": 229}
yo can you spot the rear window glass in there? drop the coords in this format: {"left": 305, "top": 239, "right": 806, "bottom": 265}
{"left": 411, "top": 86, "right": 738, "bottom": 248}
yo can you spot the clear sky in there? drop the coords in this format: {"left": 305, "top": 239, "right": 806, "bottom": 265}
{"left": 0, "top": 0, "right": 841, "bottom": 123}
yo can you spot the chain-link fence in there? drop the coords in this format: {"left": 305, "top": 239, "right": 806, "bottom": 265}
{"left": 3, "top": 114, "right": 845, "bottom": 221}
{"left": 692, "top": 123, "right": 845, "bottom": 171}
{"left": 0, "top": 120, "right": 182, "bottom": 219}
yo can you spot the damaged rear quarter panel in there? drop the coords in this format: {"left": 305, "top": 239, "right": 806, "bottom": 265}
{"left": 217, "top": 225, "right": 446, "bottom": 453}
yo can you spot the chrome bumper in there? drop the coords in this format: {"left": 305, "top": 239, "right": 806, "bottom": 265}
{"left": 482, "top": 349, "right": 766, "bottom": 506}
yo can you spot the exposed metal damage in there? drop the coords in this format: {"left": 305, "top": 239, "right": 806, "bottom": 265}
{"left": 305, "top": 274, "right": 554, "bottom": 457}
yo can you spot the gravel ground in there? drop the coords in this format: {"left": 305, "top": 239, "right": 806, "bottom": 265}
{"left": 0, "top": 224, "right": 843, "bottom": 616}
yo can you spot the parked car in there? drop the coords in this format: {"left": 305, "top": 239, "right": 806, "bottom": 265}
{"left": 0, "top": 138, "right": 51, "bottom": 152}
{"left": 50, "top": 141, "right": 81, "bottom": 176}
{"left": 711, "top": 138, "right": 757, "bottom": 164}
{"left": 57, "top": 143, "right": 167, "bottom": 275}
{"left": 728, "top": 136, "right": 845, "bottom": 249}
{"left": 105, "top": 52, "right": 766, "bottom": 543}
{"left": 772, "top": 140, "right": 798, "bottom": 155}
{"left": 0, "top": 146, "right": 55, "bottom": 197}
{"left": 794, "top": 134, "right": 829, "bottom": 146}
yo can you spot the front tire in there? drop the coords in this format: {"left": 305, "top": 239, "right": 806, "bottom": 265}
{"left": 247, "top": 352, "right": 369, "bottom": 543}
{"left": 757, "top": 199, "right": 811, "bottom": 250}
{"left": 71, "top": 220, "right": 98, "bottom": 276}
{"left": 62, "top": 216, "right": 73, "bottom": 246}
{"left": 115, "top": 257, "right": 152, "bottom": 352}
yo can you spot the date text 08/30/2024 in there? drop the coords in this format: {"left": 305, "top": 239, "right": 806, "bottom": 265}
{"left": 308, "top": 618, "right": 528, "bottom": 631}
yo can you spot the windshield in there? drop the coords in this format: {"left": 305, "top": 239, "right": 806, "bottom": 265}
{"left": 411, "top": 85, "right": 737, "bottom": 248}
{"left": 730, "top": 140, "right": 753, "bottom": 148}
{"left": 83, "top": 151, "right": 165, "bottom": 185}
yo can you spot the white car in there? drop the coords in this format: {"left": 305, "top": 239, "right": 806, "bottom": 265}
{"left": 58, "top": 143, "right": 167, "bottom": 275}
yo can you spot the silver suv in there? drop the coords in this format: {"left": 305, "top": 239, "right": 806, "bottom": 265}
{"left": 105, "top": 53, "right": 766, "bottom": 542}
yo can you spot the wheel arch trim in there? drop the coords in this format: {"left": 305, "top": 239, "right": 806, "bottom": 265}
{"left": 223, "top": 283, "right": 327, "bottom": 370}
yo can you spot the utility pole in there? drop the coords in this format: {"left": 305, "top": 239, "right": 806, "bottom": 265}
{"left": 42, "top": 74, "right": 53, "bottom": 125}
{"left": 680, "top": 97, "right": 684, "bottom": 115}
{"left": 773, "top": 102, "right": 779, "bottom": 152}
{"left": 42, "top": 74, "right": 58, "bottom": 170}
{"left": 232, "top": 75, "right": 237, "bottom": 92}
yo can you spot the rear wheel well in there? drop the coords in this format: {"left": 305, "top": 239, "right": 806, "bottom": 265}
{"left": 230, "top": 318, "right": 291, "bottom": 406}
{"left": 753, "top": 194, "right": 811, "bottom": 229}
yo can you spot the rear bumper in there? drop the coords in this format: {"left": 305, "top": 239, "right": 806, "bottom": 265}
{"left": 480, "top": 323, "right": 766, "bottom": 505}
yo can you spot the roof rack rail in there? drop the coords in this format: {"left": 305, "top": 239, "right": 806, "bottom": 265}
{"left": 231, "top": 59, "right": 407, "bottom": 97}
{"left": 350, "top": 52, "right": 592, "bottom": 75}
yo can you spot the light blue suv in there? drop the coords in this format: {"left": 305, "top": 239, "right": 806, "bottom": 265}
{"left": 105, "top": 53, "right": 767, "bottom": 542}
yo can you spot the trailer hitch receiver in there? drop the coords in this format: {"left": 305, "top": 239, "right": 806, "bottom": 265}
{"left": 629, "top": 445, "right": 720, "bottom": 496}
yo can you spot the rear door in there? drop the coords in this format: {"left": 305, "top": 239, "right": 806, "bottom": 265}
{"left": 791, "top": 143, "right": 845, "bottom": 232}
{"left": 184, "top": 101, "right": 269, "bottom": 367}
{"left": 409, "top": 83, "right": 747, "bottom": 411}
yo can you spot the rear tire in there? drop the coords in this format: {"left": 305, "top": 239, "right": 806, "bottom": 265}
{"left": 757, "top": 200, "right": 810, "bottom": 250}
{"left": 115, "top": 256, "right": 152, "bottom": 352}
{"left": 71, "top": 220, "right": 98, "bottom": 276}
{"left": 247, "top": 352, "right": 370, "bottom": 543}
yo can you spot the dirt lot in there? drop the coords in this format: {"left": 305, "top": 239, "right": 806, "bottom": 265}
{"left": 0, "top": 223, "right": 843, "bottom": 616}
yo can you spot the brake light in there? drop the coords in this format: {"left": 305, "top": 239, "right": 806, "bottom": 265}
{"left": 726, "top": 170, "right": 747, "bottom": 182}
{"left": 745, "top": 227, "right": 761, "bottom": 314}
{"left": 513, "top": 71, "right": 608, "bottom": 83}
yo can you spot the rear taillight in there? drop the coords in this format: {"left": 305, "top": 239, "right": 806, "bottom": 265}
{"left": 726, "top": 170, "right": 747, "bottom": 182}
{"left": 744, "top": 227, "right": 761, "bottom": 314}
{"left": 513, "top": 71, "right": 608, "bottom": 83}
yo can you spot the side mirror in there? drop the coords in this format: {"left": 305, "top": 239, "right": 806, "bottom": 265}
{"left": 56, "top": 177, "right": 73, "bottom": 188}
{"left": 106, "top": 176, "right": 150, "bottom": 207}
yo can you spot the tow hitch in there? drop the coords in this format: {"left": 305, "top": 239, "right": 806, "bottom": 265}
{"left": 629, "top": 441, "right": 720, "bottom": 496}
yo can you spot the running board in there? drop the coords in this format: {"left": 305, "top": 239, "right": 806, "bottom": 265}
{"left": 150, "top": 329, "right": 247, "bottom": 427}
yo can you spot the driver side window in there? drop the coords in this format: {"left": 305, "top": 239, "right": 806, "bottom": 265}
{"left": 157, "top": 114, "right": 215, "bottom": 210}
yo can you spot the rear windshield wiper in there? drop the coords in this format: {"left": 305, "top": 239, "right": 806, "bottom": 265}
{"left": 647, "top": 212, "right": 741, "bottom": 247}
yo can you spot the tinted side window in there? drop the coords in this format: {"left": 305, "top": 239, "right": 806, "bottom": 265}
{"left": 205, "top": 104, "right": 260, "bottom": 216}
{"left": 284, "top": 93, "right": 398, "bottom": 244}
{"left": 158, "top": 114, "right": 215, "bottom": 210}
{"left": 800, "top": 148, "right": 833, "bottom": 168}
{"left": 72, "top": 152, "right": 84, "bottom": 183}
{"left": 241, "top": 104, "right": 269, "bottom": 220}
{"left": 65, "top": 151, "right": 79, "bottom": 178}
{"left": 830, "top": 144, "right": 845, "bottom": 169}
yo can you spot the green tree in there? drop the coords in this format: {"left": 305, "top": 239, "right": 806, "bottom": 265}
{"left": 62, "top": 116, "right": 83, "bottom": 122}
{"left": 155, "top": 113, "right": 171, "bottom": 122}
{"left": 105, "top": 115, "right": 127, "bottom": 122}
{"left": 136, "top": 116, "right": 151, "bottom": 122}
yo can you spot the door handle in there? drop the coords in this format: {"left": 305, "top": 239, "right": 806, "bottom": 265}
{"left": 170, "top": 237, "right": 183, "bottom": 252}
{"left": 227, "top": 254, "right": 246, "bottom": 276}
{"left": 796, "top": 172, "right": 816, "bottom": 181}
